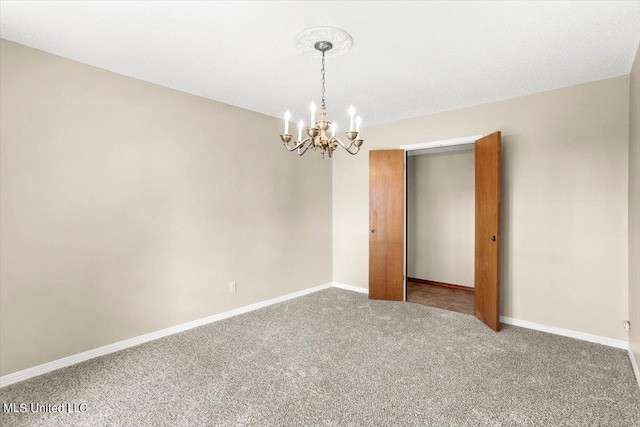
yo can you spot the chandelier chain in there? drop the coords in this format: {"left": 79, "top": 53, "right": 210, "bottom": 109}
{"left": 321, "top": 50, "right": 326, "bottom": 106}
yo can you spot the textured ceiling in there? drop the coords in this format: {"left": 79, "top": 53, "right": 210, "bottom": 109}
{"left": 1, "top": 1, "right": 639, "bottom": 127}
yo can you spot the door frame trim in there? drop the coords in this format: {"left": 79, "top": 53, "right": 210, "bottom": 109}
{"left": 403, "top": 150, "right": 407, "bottom": 301}
{"left": 400, "top": 135, "right": 483, "bottom": 152}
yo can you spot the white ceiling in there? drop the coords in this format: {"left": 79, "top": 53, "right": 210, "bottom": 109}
{"left": 1, "top": 1, "right": 639, "bottom": 127}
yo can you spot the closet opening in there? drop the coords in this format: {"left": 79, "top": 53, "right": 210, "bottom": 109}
{"left": 405, "top": 142, "right": 476, "bottom": 316}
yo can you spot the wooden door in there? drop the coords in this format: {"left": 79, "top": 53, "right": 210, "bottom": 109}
{"left": 474, "top": 132, "right": 502, "bottom": 331}
{"left": 369, "top": 150, "right": 405, "bottom": 301}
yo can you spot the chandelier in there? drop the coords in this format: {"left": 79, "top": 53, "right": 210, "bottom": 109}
{"left": 280, "top": 27, "right": 364, "bottom": 158}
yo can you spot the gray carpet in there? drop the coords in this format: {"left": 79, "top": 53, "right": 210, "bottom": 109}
{"left": 1, "top": 288, "right": 639, "bottom": 426}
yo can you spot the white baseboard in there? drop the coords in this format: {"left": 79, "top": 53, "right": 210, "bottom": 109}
{"left": 629, "top": 346, "right": 640, "bottom": 388}
{"left": 0, "top": 282, "right": 334, "bottom": 388}
{"left": 499, "top": 316, "right": 628, "bottom": 349}
{"left": 2, "top": 281, "right": 631, "bottom": 389}
{"left": 331, "top": 282, "right": 369, "bottom": 294}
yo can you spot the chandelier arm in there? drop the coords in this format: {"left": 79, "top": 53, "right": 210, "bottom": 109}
{"left": 332, "top": 136, "right": 355, "bottom": 150}
{"left": 342, "top": 146, "right": 361, "bottom": 155}
{"left": 296, "top": 142, "right": 314, "bottom": 156}
{"left": 282, "top": 138, "right": 309, "bottom": 152}
{"left": 332, "top": 137, "right": 361, "bottom": 155}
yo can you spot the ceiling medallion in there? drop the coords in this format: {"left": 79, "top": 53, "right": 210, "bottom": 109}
{"left": 280, "top": 27, "right": 364, "bottom": 158}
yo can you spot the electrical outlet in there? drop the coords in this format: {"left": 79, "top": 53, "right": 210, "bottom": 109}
{"left": 230, "top": 281, "right": 237, "bottom": 293}
{"left": 623, "top": 321, "right": 630, "bottom": 331}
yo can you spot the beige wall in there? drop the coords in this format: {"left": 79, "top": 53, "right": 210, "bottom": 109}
{"left": 407, "top": 150, "right": 475, "bottom": 287}
{"left": 0, "top": 40, "right": 332, "bottom": 376}
{"left": 333, "top": 76, "right": 630, "bottom": 340}
{"left": 629, "top": 44, "right": 640, "bottom": 369}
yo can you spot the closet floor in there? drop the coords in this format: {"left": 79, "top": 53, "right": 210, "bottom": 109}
{"left": 407, "top": 281, "right": 474, "bottom": 315}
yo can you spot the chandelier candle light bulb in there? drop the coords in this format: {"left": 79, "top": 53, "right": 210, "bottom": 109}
{"left": 349, "top": 106, "right": 355, "bottom": 131}
{"left": 284, "top": 110, "right": 291, "bottom": 135}
{"left": 279, "top": 26, "right": 363, "bottom": 158}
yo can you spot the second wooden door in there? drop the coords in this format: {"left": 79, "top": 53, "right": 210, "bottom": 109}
{"left": 369, "top": 150, "right": 405, "bottom": 301}
{"left": 474, "top": 132, "right": 502, "bottom": 331}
